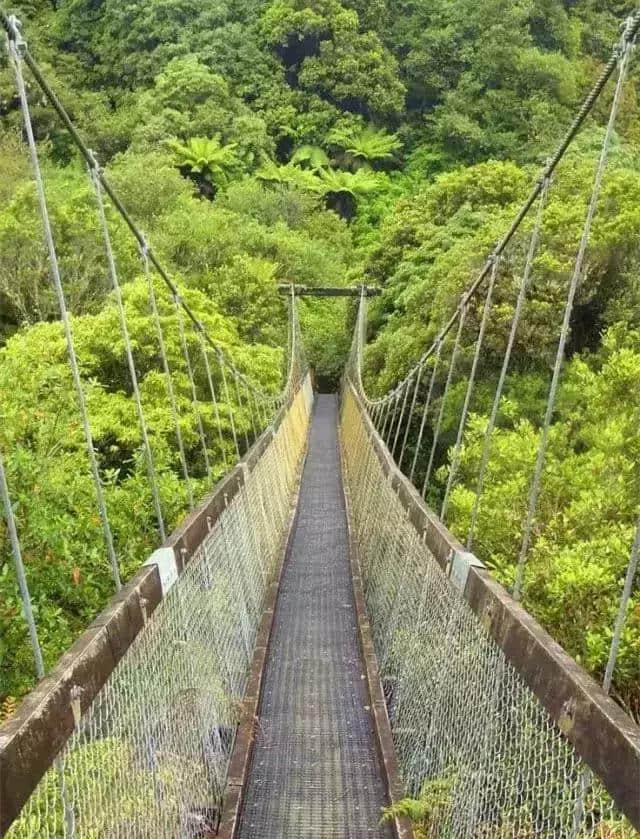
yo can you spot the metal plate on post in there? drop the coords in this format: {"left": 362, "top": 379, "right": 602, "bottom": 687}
{"left": 448, "top": 549, "right": 485, "bottom": 594}
{"left": 144, "top": 548, "right": 178, "bottom": 596}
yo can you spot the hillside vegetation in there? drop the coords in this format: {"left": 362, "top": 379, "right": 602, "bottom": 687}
{"left": 1, "top": 0, "right": 639, "bottom": 721}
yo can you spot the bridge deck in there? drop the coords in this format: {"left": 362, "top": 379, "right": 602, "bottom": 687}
{"left": 237, "top": 394, "right": 392, "bottom": 838}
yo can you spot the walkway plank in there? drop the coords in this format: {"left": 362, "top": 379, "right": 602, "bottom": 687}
{"left": 237, "top": 395, "right": 392, "bottom": 838}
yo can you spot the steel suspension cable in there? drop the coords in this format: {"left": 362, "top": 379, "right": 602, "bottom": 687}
{"left": 385, "top": 386, "right": 401, "bottom": 447}
{"left": 603, "top": 513, "right": 640, "bottom": 693}
{"left": 422, "top": 301, "right": 468, "bottom": 498}
{"left": 398, "top": 362, "right": 424, "bottom": 471}
{"left": 234, "top": 370, "right": 251, "bottom": 452}
{"left": 7, "top": 29, "right": 121, "bottom": 591}
{"left": 199, "top": 335, "right": 228, "bottom": 471}
{"left": 513, "top": 29, "right": 635, "bottom": 601}
{"left": 217, "top": 353, "right": 240, "bottom": 460}
{"left": 175, "top": 296, "right": 212, "bottom": 482}
{"left": 251, "top": 388, "right": 266, "bottom": 436}
{"left": 382, "top": 389, "right": 400, "bottom": 445}
{"left": 244, "top": 376, "right": 259, "bottom": 443}
{"left": 409, "top": 341, "right": 442, "bottom": 485}
{"left": 89, "top": 160, "right": 166, "bottom": 542}
{"left": 568, "top": 510, "right": 640, "bottom": 838}
{"left": 1, "top": 450, "right": 76, "bottom": 830}
{"left": 0, "top": 12, "right": 280, "bottom": 411}
{"left": 141, "top": 241, "right": 195, "bottom": 511}
{"left": 350, "top": 8, "right": 640, "bottom": 414}
{"left": 440, "top": 256, "right": 499, "bottom": 522}
{"left": 391, "top": 376, "right": 412, "bottom": 460}
{"left": 466, "top": 177, "right": 551, "bottom": 550}
{"left": 0, "top": 452, "right": 45, "bottom": 679}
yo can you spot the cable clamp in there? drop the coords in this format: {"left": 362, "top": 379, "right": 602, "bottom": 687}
{"left": 86, "top": 148, "right": 101, "bottom": 175}
{"left": 538, "top": 159, "right": 553, "bottom": 187}
{"left": 622, "top": 13, "right": 639, "bottom": 50}
{"left": 614, "top": 15, "right": 638, "bottom": 64}
{"left": 7, "top": 15, "right": 26, "bottom": 54}
{"left": 138, "top": 235, "right": 150, "bottom": 261}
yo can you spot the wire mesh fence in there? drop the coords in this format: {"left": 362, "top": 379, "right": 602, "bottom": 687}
{"left": 5, "top": 376, "right": 312, "bottom": 839}
{"left": 340, "top": 386, "right": 638, "bottom": 839}
{"left": 1, "top": 8, "right": 301, "bottom": 716}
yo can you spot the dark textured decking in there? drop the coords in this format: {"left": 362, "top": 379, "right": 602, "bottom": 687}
{"left": 237, "top": 394, "right": 392, "bottom": 838}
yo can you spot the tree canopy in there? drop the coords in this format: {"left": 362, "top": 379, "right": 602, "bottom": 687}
{"left": 1, "top": 0, "right": 640, "bottom": 738}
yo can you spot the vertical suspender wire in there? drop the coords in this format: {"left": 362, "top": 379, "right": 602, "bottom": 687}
{"left": 513, "top": 32, "right": 634, "bottom": 601}
{"left": 467, "top": 177, "right": 551, "bottom": 551}
{"left": 234, "top": 368, "right": 251, "bottom": 452}
{"left": 241, "top": 376, "right": 260, "bottom": 443}
{"left": 409, "top": 340, "right": 442, "bottom": 485}
{"left": 441, "top": 257, "right": 499, "bottom": 522}
{"left": 199, "top": 334, "right": 228, "bottom": 471}
{"left": 244, "top": 377, "right": 259, "bottom": 443}
{"left": 251, "top": 388, "right": 266, "bottom": 436}
{"left": 255, "top": 393, "right": 267, "bottom": 430}
{"left": 0, "top": 452, "right": 45, "bottom": 679}
{"left": 374, "top": 404, "right": 384, "bottom": 433}
{"left": 0, "top": 12, "right": 279, "bottom": 454}
{"left": 384, "top": 390, "right": 400, "bottom": 447}
{"left": 373, "top": 404, "right": 382, "bottom": 428}
{"left": 569, "top": 514, "right": 640, "bottom": 838}
{"left": 1, "top": 449, "right": 75, "bottom": 834}
{"left": 398, "top": 362, "right": 424, "bottom": 472}
{"left": 284, "top": 288, "right": 293, "bottom": 395}
{"left": 290, "top": 294, "right": 301, "bottom": 392}
{"left": 141, "top": 242, "right": 194, "bottom": 511}
{"left": 603, "top": 513, "right": 640, "bottom": 693}
{"left": 422, "top": 302, "right": 468, "bottom": 499}
{"left": 391, "top": 377, "right": 412, "bottom": 460}
{"left": 218, "top": 352, "right": 240, "bottom": 461}
{"left": 175, "top": 296, "right": 212, "bottom": 482}
{"left": 385, "top": 388, "right": 401, "bottom": 449}
{"left": 380, "top": 396, "right": 395, "bottom": 442}
{"left": 88, "top": 161, "right": 165, "bottom": 542}
{"left": 250, "top": 383, "right": 265, "bottom": 432}
{"left": 8, "top": 31, "right": 121, "bottom": 591}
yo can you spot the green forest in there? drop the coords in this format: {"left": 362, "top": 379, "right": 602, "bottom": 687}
{"left": 0, "top": 0, "right": 639, "bottom": 733}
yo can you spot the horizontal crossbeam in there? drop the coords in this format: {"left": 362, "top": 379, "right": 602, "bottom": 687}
{"left": 277, "top": 284, "right": 381, "bottom": 298}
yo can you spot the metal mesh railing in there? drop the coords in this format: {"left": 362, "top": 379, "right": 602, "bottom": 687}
{"left": 5, "top": 376, "right": 313, "bottom": 839}
{"left": 340, "top": 386, "right": 638, "bottom": 839}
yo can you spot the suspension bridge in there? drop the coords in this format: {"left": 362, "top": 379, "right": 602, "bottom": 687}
{"left": 1, "top": 7, "right": 640, "bottom": 839}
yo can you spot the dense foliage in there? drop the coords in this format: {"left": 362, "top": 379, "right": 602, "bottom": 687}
{"left": 1, "top": 0, "right": 639, "bottom": 738}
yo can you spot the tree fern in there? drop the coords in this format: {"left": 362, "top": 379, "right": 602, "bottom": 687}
{"left": 168, "top": 136, "right": 240, "bottom": 197}
{"left": 291, "top": 144, "right": 330, "bottom": 171}
{"left": 317, "top": 167, "right": 381, "bottom": 219}
{"left": 327, "top": 125, "right": 403, "bottom": 170}
{"left": 255, "top": 159, "right": 324, "bottom": 193}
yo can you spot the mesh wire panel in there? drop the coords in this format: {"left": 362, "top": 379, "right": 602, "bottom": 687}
{"left": 340, "top": 387, "right": 638, "bottom": 839}
{"left": 237, "top": 395, "right": 392, "bottom": 839}
{"left": 6, "top": 377, "right": 313, "bottom": 839}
